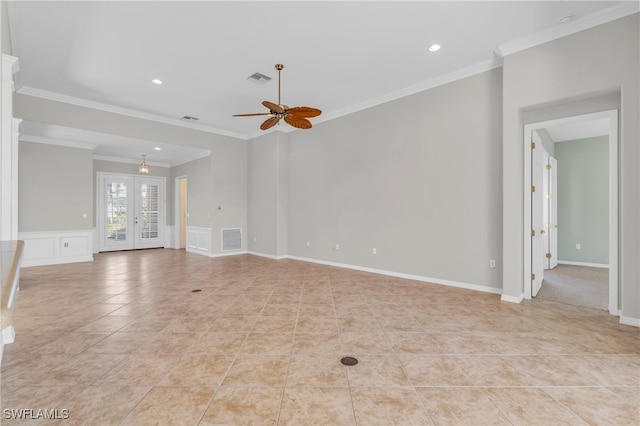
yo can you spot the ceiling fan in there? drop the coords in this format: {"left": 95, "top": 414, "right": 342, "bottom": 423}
{"left": 233, "top": 64, "right": 322, "bottom": 130}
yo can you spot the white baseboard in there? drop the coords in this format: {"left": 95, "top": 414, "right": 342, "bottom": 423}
{"left": 501, "top": 293, "right": 524, "bottom": 304}
{"left": 619, "top": 316, "right": 640, "bottom": 327}
{"left": 2, "top": 326, "right": 15, "bottom": 344}
{"left": 279, "top": 254, "right": 502, "bottom": 295}
{"left": 19, "top": 231, "right": 94, "bottom": 267}
{"left": 557, "top": 260, "right": 609, "bottom": 268}
{"left": 247, "top": 251, "right": 288, "bottom": 260}
{"left": 211, "top": 250, "right": 248, "bottom": 258}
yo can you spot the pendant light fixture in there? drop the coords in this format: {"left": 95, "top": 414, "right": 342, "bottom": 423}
{"left": 139, "top": 154, "right": 149, "bottom": 175}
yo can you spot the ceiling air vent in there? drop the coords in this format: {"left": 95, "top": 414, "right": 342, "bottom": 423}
{"left": 247, "top": 72, "right": 272, "bottom": 84}
{"left": 181, "top": 115, "right": 199, "bottom": 121}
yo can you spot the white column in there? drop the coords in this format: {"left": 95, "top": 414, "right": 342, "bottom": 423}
{"left": 1, "top": 54, "right": 19, "bottom": 241}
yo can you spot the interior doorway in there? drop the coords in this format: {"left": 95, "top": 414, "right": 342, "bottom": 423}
{"left": 523, "top": 110, "right": 618, "bottom": 315}
{"left": 175, "top": 175, "right": 188, "bottom": 249}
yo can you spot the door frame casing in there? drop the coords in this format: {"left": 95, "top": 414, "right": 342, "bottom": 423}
{"left": 523, "top": 109, "right": 618, "bottom": 315}
{"left": 174, "top": 175, "right": 188, "bottom": 249}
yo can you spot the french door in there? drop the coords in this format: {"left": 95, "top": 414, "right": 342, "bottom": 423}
{"left": 98, "top": 173, "right": 165, "bottom": 252}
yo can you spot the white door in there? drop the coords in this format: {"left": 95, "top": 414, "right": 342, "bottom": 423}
{"left": 98, "top": 173, "right": 165, "bottom": 252}
{"left": 548, "top": 156, "right": 558, "bottom": 269}
{"left": 531, "top": 136, "right": 545, "bottom": 297}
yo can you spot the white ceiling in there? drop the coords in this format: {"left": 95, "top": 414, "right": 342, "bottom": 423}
{"left": 7, "top": 1, "right": 636, "bottom": 163}
{"left": 545, "top": 118, "right": 610, "bottom": 143}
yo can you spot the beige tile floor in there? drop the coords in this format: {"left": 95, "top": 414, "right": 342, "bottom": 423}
{"left": 1, "top": 249, "right": 638, "bottom": 425}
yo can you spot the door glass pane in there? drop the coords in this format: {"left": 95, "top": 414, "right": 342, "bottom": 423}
{"left": 140, "top": 183, "right": 159, "bottom": 239}
{"left": 106, "top": 182, "right": 127, "bottom": 241}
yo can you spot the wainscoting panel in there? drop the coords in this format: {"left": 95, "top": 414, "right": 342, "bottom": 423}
{"left": 19, "top": 231, "right": 93, "bottom": 267}
{"left": 186, "top": 226, "right": 212, "bottom": 257}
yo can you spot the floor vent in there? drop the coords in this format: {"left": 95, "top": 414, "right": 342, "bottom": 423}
{"left": 222, "top": 228, "right": 242, "bottom": 251}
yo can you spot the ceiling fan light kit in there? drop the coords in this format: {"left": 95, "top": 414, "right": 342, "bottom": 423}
{"left": 234, "top": 64, "right": 322, "bottom": 130}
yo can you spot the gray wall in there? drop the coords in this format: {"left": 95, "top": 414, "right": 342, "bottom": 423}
{"left": 286, "top": 68, "right": 503, "bottom": 289}
{"left": 210, "top": 139, "right": 248, "bottom": 254}
{"left": 556, "top": 136, "right": 609, "bottom": 264}
{"left": 248, "top": 132, "right": 279, "bottom": 256}
{"left": 502, "top": 14, "right": 639, "bottom": 319}
{"left": 170, "top": 148, "right": 247, "bottom": 255}
{"left": 247, "top": 131, "right": 289, "bottom": 258}
{"left": 18, "top": 141, "right": 93, "bottom": 231}
{"left": 171, "top": 156, "right": 213, "bottom": 229}
{"left": 1, "top": 1, "right": 11, "bottom": 55}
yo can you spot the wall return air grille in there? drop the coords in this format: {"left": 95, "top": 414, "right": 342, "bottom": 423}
{"left": 221, "top": 228, "right": 242, "bottom": 251}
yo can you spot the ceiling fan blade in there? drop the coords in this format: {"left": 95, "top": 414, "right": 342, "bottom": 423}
{"left": 260, "top": 116, "right": 280, "bottom": 130}
{"left": 286, "top": 106, "right": 322, "bottom": 118}
{"left": 284, "top": 115, "right": 312, "bottom": 129}
{"left": 262, "top": 100, "right": 284, "bottom": 113}
{"left": 233, "top": 113, "right": 273, "bottom": 117}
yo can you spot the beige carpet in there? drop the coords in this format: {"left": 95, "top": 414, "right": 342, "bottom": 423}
{"left": 537, "top": 264, "right": 609, "bottom": 311}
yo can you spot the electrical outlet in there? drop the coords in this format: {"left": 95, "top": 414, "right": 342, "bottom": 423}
{"left": 372, "top": 248, "right": 377, "bottom": 255}
{"left": 306, "top": 241, "right": 310, "bottom": 247}
{"left": 489, "top": 259, "right": 496, "bottom": 268}
{"left": 576, "top": 243, "right": 581, "bottom": 250}
{"left": 334, "top": 243, "right": 340, "bottom": 251}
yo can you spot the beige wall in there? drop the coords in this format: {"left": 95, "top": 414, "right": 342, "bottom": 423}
{"left": 502, "top": 14, "right": 639, "bottom": 319}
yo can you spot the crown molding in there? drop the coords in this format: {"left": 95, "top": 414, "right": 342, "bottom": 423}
{"left": 93, "top": 155, "right": 171, "bottom": 168}
{"left": 19, "top": 134, "right": 97, "bottom": 150}
{"left": 496, "top": 2, "right": 640, "bottom": 57}
{"left": 16, "top": 85, "right": 249, "bottom": 141}
{"left": 314, "top": 57, "right": 503, "bottom": 126}
{"left": 172, "top": 150, "right": 212, "bottom": 167}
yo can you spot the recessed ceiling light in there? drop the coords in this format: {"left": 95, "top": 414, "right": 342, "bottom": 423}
{"left": 154, "top": 147, "right": 161, "bottom": 151}
{"left": 428, "top": 44, "right": 441, "bottom": 52}
{"left": 152, "top": 79, "right": 163, "bottom": 85}
{"left": 559, "top": 15, "right": 573, "bottom": 24}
